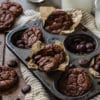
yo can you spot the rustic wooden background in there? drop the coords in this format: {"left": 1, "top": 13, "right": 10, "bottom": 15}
{"left": 0, "top": 0, "right": 61, "bottom": 100}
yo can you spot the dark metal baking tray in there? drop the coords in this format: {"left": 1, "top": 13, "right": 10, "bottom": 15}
{"left": 6, "top": 20, "right": 100, "bottom": 100}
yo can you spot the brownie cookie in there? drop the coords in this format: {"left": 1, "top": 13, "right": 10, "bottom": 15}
{"left": 16, "top": 27, "right": 43, "bottom": 48}
{"left": 44, "top": 10, "right": 73, "bottom": 34}
{"left": 0, "top": 66, "right": 18, "bottom": 91}
{"left": 32, "top": 43, "right": 66, "bottom": 72}
{"left": 59, "top": 67, "right": 92, "bottom": 96}
{"left": 0, "top": 9, "right": 15, "bottom": 31}
{"left": 0, "top": 1, "right": 23, "bottom": 16}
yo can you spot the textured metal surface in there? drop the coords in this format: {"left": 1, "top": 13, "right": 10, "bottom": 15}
{"left": 6, "top": 20, "right": 100, "bottom": 100}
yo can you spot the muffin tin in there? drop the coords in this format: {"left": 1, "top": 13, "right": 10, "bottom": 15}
{"left": 6, "top": 20, "right": 100, "bottom": 100}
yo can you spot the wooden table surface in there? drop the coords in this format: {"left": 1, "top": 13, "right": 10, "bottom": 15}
{"left": 0, "top": 0, "right": 61, "bottom": 100}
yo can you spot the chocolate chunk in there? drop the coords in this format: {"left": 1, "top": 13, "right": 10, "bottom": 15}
{"left": 79, "top": 58, "right": 89, "bottom": 67}
{"left": 7, "top": 60, "right": 18, "bottom": 67}
{"left": 18, "top": 44, "right": 24, "bottom": 48}
{"left": 86, "top": 42, "right": 94, "bottom": 49}
{"left": 21, "top": 85, "right": 31, "bottom": 94}
{"left": 93, "top": 63, "right": 100, "bottom": 72}
{"left": 92, "top": 61, "right": 100, "bottom": 72}
{"left": 91, "top": 54, "right": 100, "bottom": 73}
{"left": 34, "top": 55, "right": 42, "bottom": 62}
{"left": 25, "top": 56, "right": 31, "bottom": 62}
{"left": 76, "top": 44, "right": 86, "bottom": 52}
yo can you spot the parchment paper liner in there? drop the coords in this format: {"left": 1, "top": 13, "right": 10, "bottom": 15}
{"left": 40, "top": 7, "right": 82, "bottom": 35}
{"left": 89, "top": 57, "right": 100, "bottom": 78}
{"left": 28, "top": 41, "right": 69, "bottom": 71}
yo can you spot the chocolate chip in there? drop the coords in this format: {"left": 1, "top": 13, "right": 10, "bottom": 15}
{"left": 76, "top": 44, "right": 85, "bottom": 52}
{"left": 86, "top": 42, "right": 94, "bottom": 49}
{"left": 79, "top": 59, "right": 89, "bottom": 67}
{"left": 16, "top": 40, "right": 23, "bottom": 45}
{"left": 7, "top": 60, "right": 18, "bottom": 67}
{"left": 25, "top": 56, "right": 31, "bottom": 62}
{"left": 34, "top": 55, "right": 42, "bottom": 62}
{"left": 93, "top": 62, "right": 100, "bottom": 72}
{"left": 18, "top": 44, "right": 24, "bottom": 48}
{"left": 21, "top": 85, "right": 31, "bottom": 94}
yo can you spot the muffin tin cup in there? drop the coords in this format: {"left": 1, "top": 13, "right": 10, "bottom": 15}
{"left": 6, "top": 20, "right": 100, "bottom": 100}
{"left": 53, "top": 67, "right": 96, "bottom": 100}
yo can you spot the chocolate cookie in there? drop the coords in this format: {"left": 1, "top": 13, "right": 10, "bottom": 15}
{"left": 0, "top": 9, "right": 15, "bottom": 31}
{"left": 44, "top": 10, "right": 73, "bottom": 34}
{"left": 59, "top": 67, "right": 92, "bottom": 96}
{"left": 32, "top": 44, "right": 65, "bottom": 72}
{"left": 0, "top": 66, "right": 18, "bottom": 91}
{"left": 0, "top": 1, "right": 23, "bottom": 16}
{"left": 16, "top": 27, "right": 43, "bottom": 48}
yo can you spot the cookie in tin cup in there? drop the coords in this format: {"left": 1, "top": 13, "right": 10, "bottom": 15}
{"left": 89, "top": 54, "right": 100, "bottom": 78}
{"left": 28, "top": 41, "right": 69, "bottom": 72}
{"left": 40, "top": 7, "right": 82, "bottom": 35}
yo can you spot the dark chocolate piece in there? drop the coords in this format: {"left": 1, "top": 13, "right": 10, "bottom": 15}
{"left": 21, "top": 85, "right": 31, "bottom": 94}
{"left": 25, "top": 56, "right": 31, "bottom": 62}
{"left": 79, "top": 58, "right": 89, "bottom": 67}
{"left": 7, "top": 60, "right": 18, "bottom": 67}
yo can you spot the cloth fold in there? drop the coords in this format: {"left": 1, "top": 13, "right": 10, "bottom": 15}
{"left": 20, "top": 64, "right": 49, "bottom": 100}
{"left": 15, "top": 9, "right": 100, "bottom": 100}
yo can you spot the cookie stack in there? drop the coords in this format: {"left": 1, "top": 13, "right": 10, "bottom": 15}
{"left": 0, "top": 1, "right": 23, "bottom": 31}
